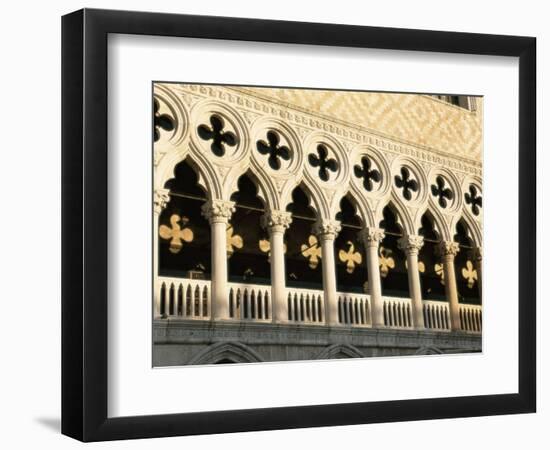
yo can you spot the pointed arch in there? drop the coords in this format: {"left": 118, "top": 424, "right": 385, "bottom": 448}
{"left": 188, "top": 342, "right": 264, "bottom": 365}
{"left": 451, "top": 212, "right": 482, "bottom": 247}
{"left": 415, "top": 346, "right": 443, "bottom": 355}
{"left": 284, "top": 180, "right": 323, "bottom": 220}
{"left": 157, "top": 150, "right": 222, "bottom": 201}
{"left": 334, "top": 194, "right": 367, "bottom": 294}
{"left": 316, "top": 344, "right": 365, "bottom": 360}
{"left": 378, "top": 200, "right": 408, "bottom": 235}
{"left": 416, "top": 206, "right": 450, "bottom": 241}
{"left": 376, "top": 195, "right": 414, "bottom": 236}
{"left": 333, "top": 189, "right": 374, "bottom": 228}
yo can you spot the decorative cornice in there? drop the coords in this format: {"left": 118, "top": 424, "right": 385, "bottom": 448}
{"left": 312, "top": 220, "right": 341, "bottom": 240}
{"left": 360, "top": 227, "right": 386, "bottom": 247}
{"left": 398, "top": 235, "right": 424, "bottom": 255}
{"left": 261, "top": 210, "right": 293, "bottom": 232}
{"left": 438, "top": 241, "right": 460, "bottom": 258}
{"left": 173, "top": 84, "right": 482, "bottom": 177}
{"left": 153, "top": 188, "right": 170, "bottom": 215}
{"left": 201, "top": 200, "right": 235, "bottom": 224}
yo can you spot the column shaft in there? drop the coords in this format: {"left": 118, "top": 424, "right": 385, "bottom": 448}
{"left": 399, "top": 235, "right": 425, "bottom": 329}
{"left": 440, "top": 241, "right": 461, "bottom": 331}
{"left": 262, "top": 210, "right": 292, "bottom": 323}
{"left": 314, "top": 220, "right": 341, "bottom": 326}
{"left": 362, "top": 228, "right": 385, "bottom": 328}
{"left": 153, "top": 188, "right": 170, "bottom": 318}
{"left": 202, "top": 200, "right": 235, "bottom": 321}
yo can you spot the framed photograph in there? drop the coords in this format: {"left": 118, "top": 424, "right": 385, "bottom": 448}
{"left": 62, "top": 8, "right": 536, "bottom": 441}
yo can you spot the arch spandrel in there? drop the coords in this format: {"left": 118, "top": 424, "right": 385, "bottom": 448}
{"left": 250, "top": 116, "right": 305, "bottom": 178}
{"left": 390, "top": 156, "right": 429, "bottom": 207}
{"left": 189, "top": 98, "right": 251, "bottom": 168}
{"left": 349, "top": 144, "right": 392, "bottom": 200}
{"left": 153, "top": 83, "right": 190, "bottom": 149}
{"left": 302, "top": 132, "right": 350, "bottom": 221}
{"left": 461, "top": 175, "right": 483, "bottom": 224}
{"left": 426, "top": 166, "right": 464, "bottom": 215}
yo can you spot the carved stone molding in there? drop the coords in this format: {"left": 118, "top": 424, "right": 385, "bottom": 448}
{"left": 261, "top": 210, "right": 293, "bottom": 232}
{"left": 153, "top": 188, "right": 170, "bottom": 215}
{"left": 398, "top": 235, "right": 424, "bottom": 255}
{"left": 178, "top": 83, "right": 482, "bottom": 177}
{"left": 312, "top": 220, "right": 341, "bottom": 240}
{"left": 360, "top": 227, "right": 386, "bottom": 247}
{"left": 201, "top": 200, "right": 235, "bottom": 224}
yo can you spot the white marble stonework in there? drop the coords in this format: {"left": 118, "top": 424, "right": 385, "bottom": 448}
{"left": 152, "top": 84, "right": 483, "bottom": 364}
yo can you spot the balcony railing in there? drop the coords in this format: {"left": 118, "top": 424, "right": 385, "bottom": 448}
{"left": 228, "top": 283, "right": 271, "bottom": 322}
{"left": 423, "top": 300, "right": 451, "bottom": 331}
{"left": 459, "top": 303, "right": 482, "bottom": 333}
{"left": 156, "top": 277, "right": 481, "bottom": 334}
{"left": 337, "top": 293, "right": 370, "bottom": 326}
{"left": 158, "top": 277, "right": 210, "bottom": 319}
{"left": 287, "top": 287, "right": 324, "bottom": 324}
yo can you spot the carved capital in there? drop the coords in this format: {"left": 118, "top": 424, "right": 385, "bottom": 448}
{"left": 438, "top": 241, "right": 460, "bottom": 258}
{"left": 153, "top": 188, "right": 170, "bottom": 215}
{"left": 312, "top": 219, "right": 341, "bottom": 240}
{"left": 261, "top": 210, "right": 292, "bottom": 232}
{"left": 360, "top": 227, "right": 386, "bottom": 247}
{"left": 201, "top": 199, "right": 235, "bottom": 224}
{"left": 398, "top": 235, "right": 424, "bottom": 255}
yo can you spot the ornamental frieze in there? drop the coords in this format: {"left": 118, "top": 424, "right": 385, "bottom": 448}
{"left": 173, "top": 83, "right": 482, "bottom": 178}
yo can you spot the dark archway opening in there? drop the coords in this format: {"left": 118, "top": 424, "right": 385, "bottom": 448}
{"left": 159, "top": 159, "right": 210, "bottom": 280}
{"left": 285, "top": 185, "right": 323, "bottom": 290}
{"left": 379, "top": 205, "right": 409, "bottom": 298}
{"left": 418, "top": 212, "right": 446, "bottom": 301}
{"left": 335, "top": 195, "right": 366, "bottom": 293}
{"left": 228, "top": 173, "right": 270, "bottom": 285}
{"left": 454, "top": 219, "right": 481, "bottom": 305}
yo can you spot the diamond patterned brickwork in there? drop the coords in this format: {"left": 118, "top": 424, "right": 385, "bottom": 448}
{"left": 239, "top": 87, "right": 482, "bottom": 162}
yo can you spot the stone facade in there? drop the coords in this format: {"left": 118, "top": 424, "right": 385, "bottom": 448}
{"left": 153, "top": 83, "right": 483, "bottom": 365}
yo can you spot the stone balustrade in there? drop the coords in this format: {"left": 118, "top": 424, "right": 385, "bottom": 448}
{"left": 156, "top": 277, "right": 482, "bottom": 334}
{"left": 423, "top": 300, "right": 451, "bottom": 331}
{"left": 383, "top": 297, "right": 413, "bottom": 329}
{"left": 459, "top": 303, "right": 483, "bottom": 333}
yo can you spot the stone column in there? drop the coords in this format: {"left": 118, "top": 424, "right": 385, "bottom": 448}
{"left": 439, "top": 241, "right": 461, "bottom": 331}
{"left": 261, "top": 210, "right": 292, "bottom": 323}
{"left": 313, "top": 220, "right": 341, "bottom": 326}
{"left": 360, "top": 228, "right": 386, "bottom": 328}
{"left": 201, "top": 199, "right": 235, "bottom": 321}
{"left": 153, "top": 188, "right": 170, "bottom": 318}
{"left": 398, "top": 234, "right": 425, "bottom": 329}
{"left": 471, "top": 247, "right": 482, "bottom": 301}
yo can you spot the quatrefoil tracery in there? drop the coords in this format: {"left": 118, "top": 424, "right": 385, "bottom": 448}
{"left": 354, "top": 156, "right": 381, "bottom": 192}
{"left": 197, "top": 115, "right": 238, "bottom": 157}
{"left": 308, "top": 145, "right": 339, "bottom": 182}
{"left": 431, "top": 176, "right": 454, "bottom": 208}
{"left": 154, "top": 98, "right": 175, "bottom": 142}
{"left": 465, "top": 185, "right": 482, "bottom": 216}
{"left": 256, "top": 131, "right": 291, "bottom": 170}
{"left": 394, "top": 167, "right": 419, "bottom": 201}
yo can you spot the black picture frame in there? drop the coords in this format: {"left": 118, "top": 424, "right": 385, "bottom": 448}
{"left": 61, "top": 8, "right": 536, "bottom": 442}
